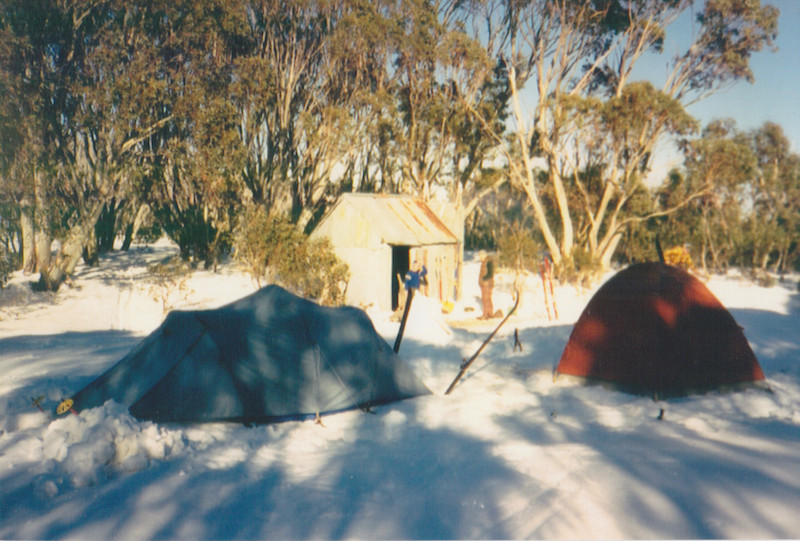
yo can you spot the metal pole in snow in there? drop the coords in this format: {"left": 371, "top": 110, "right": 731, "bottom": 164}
{"left": 393, "top": 288, "right": 414, "bottom": 353}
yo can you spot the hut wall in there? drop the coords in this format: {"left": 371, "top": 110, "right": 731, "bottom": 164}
{"left": 312, "top": 201, "right": 381, "bottom": 250}
{"left": 311, "top": 195, "right": 463, "bottom": 311}
{"left": 427, "top": 201, "right": 464, "bottom": 301}
{"left": 336, "top": 245, "right": 393, "bottom": 310}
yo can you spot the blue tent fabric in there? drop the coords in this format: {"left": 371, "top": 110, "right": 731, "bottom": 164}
{"left": 65, "top": 285, "right": 431, "bottom": 423}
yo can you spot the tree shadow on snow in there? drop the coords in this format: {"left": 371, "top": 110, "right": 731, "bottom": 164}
{"left": 490, "top": 301, "right": 800, "bottom": 538}
{"left": 6, "top": 298, "right": 799, "bottom": 540}
{"left": 13, "top": 398, "right": 527, "bottom": 540}
{"left": 496, "top": 397, "right": 800, "bottom": 538}
{"left": 729, "top": 302, "right": 800, "bottom": 376}
{"left": 0, "top": 330, "right": 140, "bottom": 410}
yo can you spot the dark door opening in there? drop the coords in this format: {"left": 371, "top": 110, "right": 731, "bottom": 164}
{"left": 391, "top": 245, "right": 410, "bottom": 311}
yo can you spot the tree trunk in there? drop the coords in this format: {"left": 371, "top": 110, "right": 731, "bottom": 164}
{"left": 95, "top": 200, "right": 118, "bottom": 253}
{"left": 700, "top": 241, "right": 708, "bottom": 275}
{"left": 20, "top": 196, "right": 36, "bottom": 274}
{"left": 82, "top": 228, "right": 99, "bottom": 266}
{"left": 710, "top": 236, "right": 724, "bottom": 272}
{"left": 760, "top": 246, "right": 772, "bottom": 271}
{"left": 121, "top": 223, "right": 135, "bottom": 251}
{"left": 772, "top": 247, "right": 785, "bottom": 274}
{"left": 546, "top": 153, "right": 574, "bottom": 261}
{"left": 599, "top": 232, "right": 623, "bottom": 269}
{"left": 38, "top": 199, "right": 107, "bottom": 291}
{"left": 33, "top": 170, "right": 52, "bottom": 274}
{"left": 121, "top": 203, "right": 150, "bottom": 251}
{"left": 588, "top": 179, "right": 617, "bottom": 257}
{"left": 507, "top": 66, "right": 561, "bottom": 265}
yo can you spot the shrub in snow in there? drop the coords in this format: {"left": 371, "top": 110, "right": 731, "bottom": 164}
{"left": 233, "top": 206, "right": 349, "bottom": 306}
{"left": 147, "top": 258, "right": 194, "bottom": 313}
{"left": 0, "top": 245, "right": 14, "bottom": 288}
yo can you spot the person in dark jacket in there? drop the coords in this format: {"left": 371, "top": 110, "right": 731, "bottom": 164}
{"left": 478, "top": 251, "right": 494, "bottom": 319}
{"left": 404, "top": 260, "right": 423, "bottom": 291}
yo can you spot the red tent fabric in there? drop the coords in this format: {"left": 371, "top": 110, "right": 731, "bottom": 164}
{"left": 555, "top": 262, "right": 766, "bottom": 397}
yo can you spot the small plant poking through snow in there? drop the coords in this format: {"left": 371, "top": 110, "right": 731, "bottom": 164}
{"left": 147, "top": 258, "right": 194, "bottom": 313}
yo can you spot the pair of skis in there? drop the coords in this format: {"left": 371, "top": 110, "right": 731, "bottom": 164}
{"left": 540, "top": 256, "right": 558, "bottom": 320}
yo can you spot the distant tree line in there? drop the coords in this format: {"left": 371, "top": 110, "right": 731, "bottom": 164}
{"left": 631, "top": 119, "right": 800, "bottom": 278}
{"left": 0, "top": 0, "right": 792, "bottom": 291}
{"left": 483, "top": 117, "right": 800, "bottom": 281}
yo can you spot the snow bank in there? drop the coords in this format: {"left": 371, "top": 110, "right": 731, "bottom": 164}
{"left": 3, "top": 402, "right": 183, "bottom": 495}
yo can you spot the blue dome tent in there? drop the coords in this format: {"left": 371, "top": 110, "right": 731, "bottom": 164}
{"left": 58, "top": 285, "right": 431, "bottom": 423}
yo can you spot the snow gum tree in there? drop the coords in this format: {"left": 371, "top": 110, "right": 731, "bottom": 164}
{"left": 0, "top": 0, "right": 787, "bottom": 290}
{"left": 460, "top": 0, "right": 778, "bottom": 276}
{"left": 0, "top": 0, "right": 176, "bottom": 290}
{"left": 230, "top": 0, "right": 373, "bottom": 232}
{"left": 143, "top": 0, "right": 250, "bottom": 268}
{"left": 672, "top": 119, "right": 756, "bottom": 273}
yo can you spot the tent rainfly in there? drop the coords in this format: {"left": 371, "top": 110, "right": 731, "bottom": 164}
{"left": 555, "top": 262, "right": 767, "bottom": 398}
{"left": 311, "top": 193, "right": 462, "bottom": 312}
{"left": 57, "top": 285, "right": 431, "bottom": 423}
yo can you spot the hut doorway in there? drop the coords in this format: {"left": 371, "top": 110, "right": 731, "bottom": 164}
{"left": 391, "top": 245, "right": 410, "bottom": 311}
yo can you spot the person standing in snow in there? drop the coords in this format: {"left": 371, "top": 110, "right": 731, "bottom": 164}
{"left": 478, "top": 250, "right": 495, "bottom": 319}
{"left": 404, "top": 259, "right": 423, "bottom": 292}
{"left": 396, "top": 259, "right": 423, "bottom": 315}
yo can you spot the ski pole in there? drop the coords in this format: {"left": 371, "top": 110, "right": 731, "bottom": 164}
{"left": 393, "top": 288, "right": 414, "bottom": 353}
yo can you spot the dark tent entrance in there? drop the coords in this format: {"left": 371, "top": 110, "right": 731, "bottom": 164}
{"left": 60, "top": 285, "right": 431, "bottom": 424}
{"left": 391, "top": 245, "right": 410, "bottom": 311}
{"left": 555, "top": 262, "right": 767, "bottom": 398}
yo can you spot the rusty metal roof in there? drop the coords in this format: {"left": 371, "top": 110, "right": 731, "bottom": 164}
{"left": 327, "top": 193, "right": 458, "bottom": 246}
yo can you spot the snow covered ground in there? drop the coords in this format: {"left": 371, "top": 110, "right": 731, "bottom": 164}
{"left": 1, "top": 239, "right": 799, "bottom": 540}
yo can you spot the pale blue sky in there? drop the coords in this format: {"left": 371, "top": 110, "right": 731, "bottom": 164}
{"left": 512, "top": 1, "right": 798, "bottom": 182}
{"left": 659, "top": 0, "right": 799, "bottom": 151}
{"left": 628, "top": 0, "right": 799, "bottom": 180}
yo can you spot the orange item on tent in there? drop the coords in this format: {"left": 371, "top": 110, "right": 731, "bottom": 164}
{"left": 555, "top": 262, "right": 766, "bottom": 398}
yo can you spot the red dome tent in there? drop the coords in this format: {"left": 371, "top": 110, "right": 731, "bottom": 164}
{"left": 555, "top": 262, "right": 766, "bottom": 398}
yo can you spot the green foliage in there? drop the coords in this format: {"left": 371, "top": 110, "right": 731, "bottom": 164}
{"left": 0, "top": 0, "right": 791, "bottom": 290}
{"left": 234, "top": 207, "right": 349, "bottom": 306}
{"left": 555, "top": 247, "right": 603, "bottom": 287}
{"left": 466, "top": 178, "right": 533, "bottom": 250}
{"left": 233, "top": 207, "right": 295, "bottom": 286}
{"left": 602, "top": 82, "right": 698, "bottom": 145}
{"left": 749, "top": 269, "right": 776, "bottom": 289}
{"left": 0, "top": 244, "right": 14, "bottom": 288}
{"left": 627, "top": 120, "right": 800, "bottom": 275}
{"left": 496, "top": 221, "right": 541, "bottom": 274}
{"left": 0, "top": 200, "right": 19, "bottom": 280}
{"left": 135, "top": 223, "right": 164, "bottom": 246}
{"left": 156, "top": 204, "right": 231, "bottom": 270}
{"left": 277, "top": 237, "right": 350, "bottom": 307}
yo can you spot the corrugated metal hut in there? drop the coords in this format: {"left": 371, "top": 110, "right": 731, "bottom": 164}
{"left": 311, "top": 193, "right": 462, "bottom": 311}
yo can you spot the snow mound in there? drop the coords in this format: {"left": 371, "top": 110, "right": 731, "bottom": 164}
{"left": 5, "top": 402, "right": 186, "bottom": 493}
